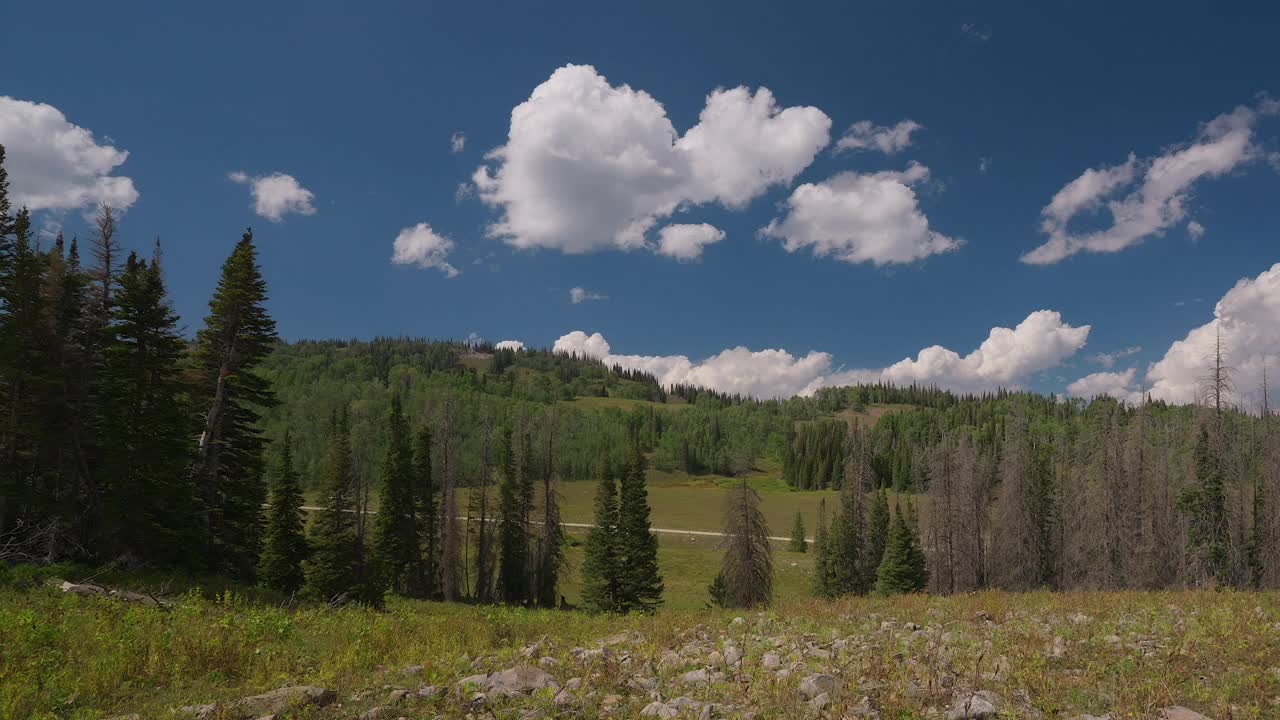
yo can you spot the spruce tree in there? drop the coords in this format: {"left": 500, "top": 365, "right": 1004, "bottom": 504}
{"left": 789, "top": 511, "right": 807, "bottom": 553}
{"left": 374, "top": 395, "right": 421, "bottom": 596}
{"left": 865, "top": 490, "right": 891, "bottom": 585}
{"left": 304, "top": 412, "right": 359, "bottom": 602}
{"left": 831, "top": 428, "right": 872, "bottom": 595}
{"left": 412, "top": 425, "right": 438, "bottom": 597}
{"left": 101, "top": 249, "right": 194, "bottom": 565}
{"left": 531, "top": 421, "right": 566, "bottom": 607}
{"left": 1179, "top": 426, "right": 1230, "bottom": 585}
{"left": 812, "top": 498, "right": 838, "bottom": 598}
{"left": 496, "top": 424, "right": 531, "bottom": 604}
{"left": 191, "top": 229, "right": 278, "bottom": 578}
{"left": 580, "top": 459, "right": 620, "bottom": 613}
{"left": 615, "top": 444, "right": 663, "bottom": 613}
{"left": 259, "top": 431, "right": 308, "bottom": 594}
{"left": 875, "top": 503, "right": 928, "bottom": 595}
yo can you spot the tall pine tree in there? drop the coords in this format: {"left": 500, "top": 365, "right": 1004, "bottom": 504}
{"left": 374, "top": 395, "right": 422, "bottom": 596}
{"left": 259, "top": 431, "right": 308, "bottom": 594}
{"left": 496, "top": 424, "right": 531, "bottom": 605}
{"left": 615, "top": 444, "right": 663, "bottom": 613}
{"left": 191, "top": 229, "right": 278, "bottom": 578}
{"left": 580, "top": 459, "right": 620, "bottom": 613}
{"left": 304, "top": 412, "right": 359, "bottom": 602}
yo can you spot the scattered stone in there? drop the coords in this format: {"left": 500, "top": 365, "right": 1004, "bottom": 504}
{"left": 641, "top": 701, "right": 680, "bottom": 718}
{"left": 486, "top": 664, "right": 557, "bottom": 696}
{"left": 1049, "top": 636, "right": 1068, "bottom": 658}
{"left": 724, "top": 646, "right": 742, "bottom": 666}
{"left": 946, "top": 691, "right": 1003, "bottom": 720}
{"left": 762, "top": 651, "right": 782, "bottom": 669}
{"left": 358, "top": 707, "right": 392, "bottom": 720}
{"left": 974, "top": 611, "right": 994, "bottom": 623}
{"left": 1070, "top": 612, "right": 1091, "bottom": 625}
{"left": 416, "top": 684, "right": 439, "bottom": 697}
{"left": 231, "top": 686, "right": 336, "bottom": 718}
{"left": 386, "top": 688, "right": 410, "bottom": 704}
{"left": 679, "top": 668, "right": 710, "bottom": 684}
{"left": 847, "top": 696, "right": 880, "bottom": 718}
{"left": 798, "top": 673, "right": 838, "bottom": 700}
{"left": 1159, "top": 708, "right": 1214, "bottom": 720}
{"left": 397, "top": 664, "right": 424, "bottom": 676}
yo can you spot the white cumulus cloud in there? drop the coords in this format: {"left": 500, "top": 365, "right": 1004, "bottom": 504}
{"left": 1092, "top": 345, "right": 1141, "bottom": 368}
{"left": 1066, "top": 368, "right": 1140, "bottom": 401}
{"left": 569, "top": 287, "right": 606, "bottom": 304}
{"left": 495, "top": 340, "right": 525, "bottom": 351}
{"left": 1066, "top": 262, "right": 1280, "bottom": 409}
{"left": 835, "top": 119, "right": 922, "bottom": 154}
{"left": 759, "top": 163, "right": 961, "bottom": 265}
{"left": 0, "top": 96, "right": 138, "bottom": 212}
{"left": 472, "top": 64, "right": 830, "bottom": 257}
{"left": 550, "top": 310, "right": 1088, "bottom": 399}
{"left": 451, "top": 131, "right": 466, "bottom": 154}
{"left": 1023, "top": 99, "right": 1278, "bottom": 264}
{"left": 228, "top": 171, "right": 316, "bottom": 222}
{"left": 656, "top": 223, "right": 725, "bottom": 261}
{"left": 391, "top": 222, "right": 460, "bottom": 278}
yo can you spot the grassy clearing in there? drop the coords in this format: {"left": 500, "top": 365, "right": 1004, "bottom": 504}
{"left": 4, "top": 582, "right": 1278, "bottom": 719}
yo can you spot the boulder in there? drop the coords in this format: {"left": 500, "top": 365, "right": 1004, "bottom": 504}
{"left": 679, "top": 668, "right": 710, "bottom": 684}
{"left": 946, "top": 691, "right": 1003, "bottom": 720}
{"left": 641, "top": 701, "right": 680, "bottom": 718}
{"left": 798, "top": 673, "right": 838, "bottom": 700}
{"left": 231, "top": 686, "right": 336, "bottom": 718}
{"left": 485, "top": 664, "right": 556, "bottom": 696}
{"left": 761, "top": 652, "right": 782, "bottom": 669}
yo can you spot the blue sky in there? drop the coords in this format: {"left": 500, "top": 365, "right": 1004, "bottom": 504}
{"left": 4, "top": 1, "right": 1279, "bottom": 402}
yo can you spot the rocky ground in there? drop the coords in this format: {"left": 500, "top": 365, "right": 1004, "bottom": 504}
{"left": 100, "top": 597, "right": 1279, "bottom": 720}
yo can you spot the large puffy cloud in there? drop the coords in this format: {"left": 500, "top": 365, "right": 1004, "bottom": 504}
{"left": 1024, "top": 100, "right": 1278, "bottom": 264}
{"left": 1145, "top": 262, "right": 1280, "bottom": 406}
{"left": 495, "top": 340, "right": 525, "bottom": 351}
{"left": 835, "top": 119, "right": 922, "bottom": 154}
{"left": 1065, "top": 262, "right": 1280, "bottom": 408}
{"left": 759, "top": 163, "right": 961, "bottom": 265}
{"left": 473, "top": 64, "right": 830, "bottom": 257}
{"left": 551, "top": 310, "right": 1088, "bottom": 399}
{"left": 818, "top": 310, "right": 1091, "bottom": 393}
{"left": 391, "top": 222, "right": 460, "bottom": 277}
{"left": 0, "top": 96, "right": 138, "bottom": 212}
{"left": 228, "top": 171, "right": 316, "bottom": 222}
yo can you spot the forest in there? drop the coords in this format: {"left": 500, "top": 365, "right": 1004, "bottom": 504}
{"left": 2, "top": 140, "right": 1278, "bottom": 615}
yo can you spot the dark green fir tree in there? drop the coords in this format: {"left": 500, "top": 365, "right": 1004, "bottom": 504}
{"left": 259, "top": 431, "right": 308, "bottom": 594}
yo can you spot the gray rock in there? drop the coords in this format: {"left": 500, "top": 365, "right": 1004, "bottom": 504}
{"left": 228, "top": 686, "right": 336, "bottom": 718}
{"left": 358, "top": 707, "right": 392, "bottom": 720}
{"left": 1159, "top": 708, "right": 1214, "bottom": 720}
{"left": 486, "top": 664, "right": 556, "bottom": 696}
{"left": 177, "top": 705, "right": 217, "bottom": 719}
{"left": 679, "top": 667, "right": 710, "bottom": 684}
{"left": 847, "top": 696, "right": 880, "bottom": 718}
{"left": 386, "top": 688, "right": 410, "bottom": 704}
{"left": 761, "top": 651, "right": 782, "bottom": 669}
{"left": 808, "top": 692, "right": 831, "bottom": 711}
{"left": 724, "top": 646, "right": 743, "bottom": 666}
{"left": 641, "top": 701, "right": 680, "bottom": 718}
{"left": 946, "top": 691, "right": 1003, "bottom": 720}
{"left": 398, "top": 664, "right": 424, "bottom": 676}
{"left": 798, "top": 673, "right": 838, "bottom": 700}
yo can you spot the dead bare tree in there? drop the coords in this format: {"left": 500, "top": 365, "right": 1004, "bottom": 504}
{"left": 718, "top": 477, "right": 773, "bottom": 608}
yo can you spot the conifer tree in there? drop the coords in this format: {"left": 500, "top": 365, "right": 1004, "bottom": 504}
{"left": 719, "top": 477, "right": 773, "bottom": 608}
{"left": 374, "top": 395, "right": 422, "bottom": 596}
{"left": 304, "top": 412, "right": 359, "bottom": 602}
{"left": 1180, "top": 426, "right": 1230, "bottom": 585}
{"left": 831, "top": 427, "right": 872, "bottom": 595}
{"left": 875, "top": 502, "right": 928, "bottom": 595}
{"left": 532, "top": 420, "right": 566, "bottom": 607}
{"left": 413, "top": 425, "right": 438, "bottom": 597}
{"left": 259, "top": 431, "right": 308, "bottom": 594}
{"left": 615, "top": 443, "right": 663, "bottom": 612}
{"left": 580, "top": 459, "right": 620, "bottom": 612}
{"left": 812, "top": 498, "right": 839, "bottom": 598}
{"left": 788, "top": 511, "right": 807, "bottom": 552}
{"left": 191, "top": 229, "right": 278, "bottom": 578}
{"left": 496, "top": 424, "right": 531, "bottom": 604}
{"left": 865, "top": 489, "right": 891, "bottom": 584}
{"left": 102, "top": 249, "right": 194, "bottom": 565}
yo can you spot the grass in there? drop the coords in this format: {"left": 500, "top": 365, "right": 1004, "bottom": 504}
{"left": 5, "top": 581, "right": 1279, "bottom": 720}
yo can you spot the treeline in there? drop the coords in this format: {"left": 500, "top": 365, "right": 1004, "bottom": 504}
{"left": 0, "top": 144, "right": 277, "bottom": 576}
{"left": 798, "top": 380, "right": 1280, "bottom": 594}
